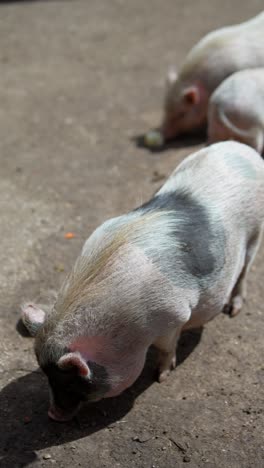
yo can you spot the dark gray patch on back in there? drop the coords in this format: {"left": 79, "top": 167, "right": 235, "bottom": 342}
{"left": 134, "top": 189, "right": 226, "bottom": 286}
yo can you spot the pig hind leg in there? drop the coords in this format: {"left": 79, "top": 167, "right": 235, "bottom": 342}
{"left": 226, "top": 230, "right": 262, "bottom": 317}
{"left": 208, "top": 105, "right": 264, "bottom": 154}
{"left": 237, "top": 129, "right": 264, "bottom": 154}
{"left": 154, "top": 327, "right": 182, "bottom": 383}
{"left": 207, "top": 105, "right": 228, "bottom": 144}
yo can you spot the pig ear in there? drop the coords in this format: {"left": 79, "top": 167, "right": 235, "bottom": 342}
{"left": 58, "top": 352, "right": 91, "bottom": 378}
{"left": 166, "top": 66, "right": 178, "bottom": 86}
{"left": 183, "top": 86, "right": 200, "bottom": 105}
{"left": 21, "top": 303, "right": 46, "bottom": 337}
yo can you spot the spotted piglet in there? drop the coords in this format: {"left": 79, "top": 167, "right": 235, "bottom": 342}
{"left": 22, "top": 141, "right": 264, "bottom": 421}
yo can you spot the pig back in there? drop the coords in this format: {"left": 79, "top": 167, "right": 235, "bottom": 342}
{"left": 180, "top": 12, "right": 264, "bottom": 93}
{"left": 210, "top": 68, "right": 264, "bottom": 126}
{"left": 158, "top": 142, "right": 264, "bottom": 237}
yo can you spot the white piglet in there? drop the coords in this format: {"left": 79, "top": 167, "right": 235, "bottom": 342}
{"left": 22, "top": 142, "right": 264, "bottom": 421}
{"left": 145, "top": 11, "right": 264, "bottom": 146}
{"left": 208, "top": 68, "right": 264, "bottom": 154}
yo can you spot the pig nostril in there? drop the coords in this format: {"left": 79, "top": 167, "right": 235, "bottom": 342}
{"left": 48, "top": 407, "right": 60, "bottom": 421}
{"left": 48, "top": 405, "right": 78, "bottom": 422}
{"left": 48, "top": 406, "right": 66, "bottom": 422}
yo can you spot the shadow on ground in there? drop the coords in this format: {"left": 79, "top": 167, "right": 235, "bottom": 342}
{"left": 133, "top": 131, "right": 206, "bottom": 154}
{"left": 0, "top": 328, "right": 202, "bottom": 468}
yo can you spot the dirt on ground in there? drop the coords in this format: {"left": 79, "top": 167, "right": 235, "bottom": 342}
{"left": 0, "top": 1, "right": 263, "bottom": 467}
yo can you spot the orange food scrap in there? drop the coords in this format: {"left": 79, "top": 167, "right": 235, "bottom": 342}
{"left": 64, "top": 232, "right": 75, "bottom": 239}
{"left": 24, "top": 416, "right": 32, "bottom": 424}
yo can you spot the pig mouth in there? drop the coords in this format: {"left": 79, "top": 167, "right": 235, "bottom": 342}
{"left": 48, "top": 404, "right": 81, "bottom": 422}
{"left": 161, "top": 117, "right": 180, "bottom": 141}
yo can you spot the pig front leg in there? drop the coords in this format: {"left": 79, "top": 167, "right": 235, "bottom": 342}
{"left": 226, "top": 270, "right": 246, "bottom": 318}
{"left": 226, "top": 230, "right": 262, "bottom": 317}
{"left": 153, "top": 327, "right": 183, "bottom": 383}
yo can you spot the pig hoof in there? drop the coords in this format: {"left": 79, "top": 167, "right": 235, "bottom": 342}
{"left": 158, "top": 369, "right": 170, "bottom": 383}
{"left": 170, "top": 355, "right": 177, "bottom": 370}
{"left": 229, "top": 295, "right": 244, "bottom": 317}
{"left": 224, "top": 295, "right": 244, "bottom": 318}
{"left": 158, "top": 355, "right": 176, "bottom": 383}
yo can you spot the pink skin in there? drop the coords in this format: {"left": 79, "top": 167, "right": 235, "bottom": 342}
{"left": 21, "top": 304, "right": 45, "bottom": 323}
{"left": 21, "top": 303, "right": 46, "bottom": 336}
{"left": 162, "top": 81, "right": 209, "bottom": 140}
{"left": 104, "top": 352, "right": 147, "bottom": 398}
{"left": 70, "top": 336, "right": 148, "bottom": 398}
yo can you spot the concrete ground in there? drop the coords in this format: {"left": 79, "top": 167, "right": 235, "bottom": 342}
{"left": 0, "top": 1, "right": 263, "bottom": 467}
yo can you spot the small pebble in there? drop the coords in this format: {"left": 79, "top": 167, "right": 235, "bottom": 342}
{"left": 43, "top": 454, "right": 52, "bottom": 460}
{"left": 151, "top": 170, "right": 166, "bottom": 183}
{"left": 54, "top": 263, "right": 65, "bottom": 272}
{"left": 144, "top": 130, "right": 164, "bottom": 148}
{"left": 133, "top": 433, "right": 152, "bottom": 443}
{"left": 183, "top": 455, "right": 191, "bottom": 463}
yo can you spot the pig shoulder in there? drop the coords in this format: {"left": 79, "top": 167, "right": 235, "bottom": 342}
{"left": 180, "top": 12, "right": 264, "bottom": 89}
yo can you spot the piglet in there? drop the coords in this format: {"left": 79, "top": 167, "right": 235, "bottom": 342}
{"left": 208, "top": 68, "right": 264, "bottom": 154}
{"left": 22, "top": 141, "right": 264, "bottom": 421}
{"left": 153, "top": 12, "right": 264, "bottom": 143}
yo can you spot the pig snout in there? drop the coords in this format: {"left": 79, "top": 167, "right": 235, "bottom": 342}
{"left": 48, "top": 404, "right": 81, "bottom": 422}
{"left": 161, "top": 113, "right": 180, "bottom": 141}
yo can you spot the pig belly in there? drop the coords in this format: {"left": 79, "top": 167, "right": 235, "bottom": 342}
{"left": 182, "top": 247, "right": 245, "bottom": 330}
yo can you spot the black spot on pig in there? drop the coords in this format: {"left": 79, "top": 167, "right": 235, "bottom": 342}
{"left": 135, "top": 189, "right": 226, "bottom": 284}
{"left": 42, "top": 360, "right": 110, "bottom": 413}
